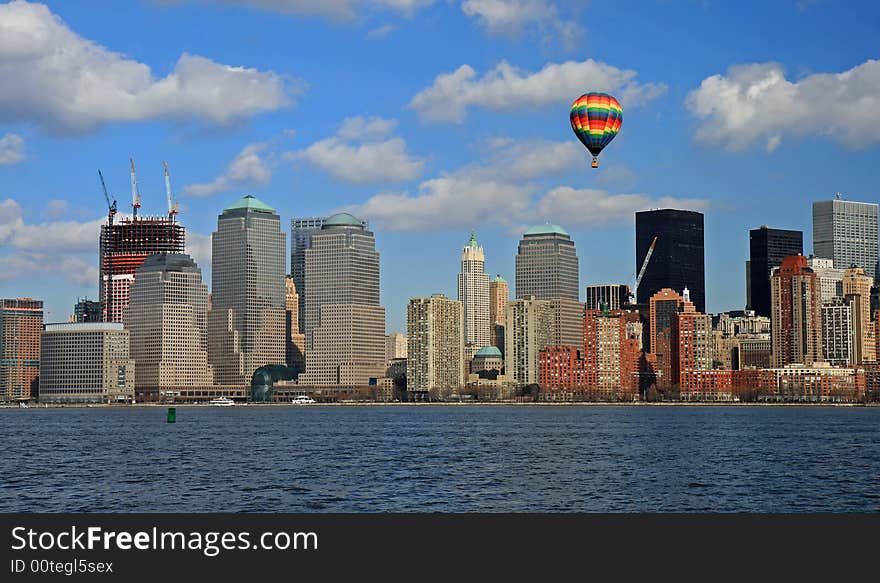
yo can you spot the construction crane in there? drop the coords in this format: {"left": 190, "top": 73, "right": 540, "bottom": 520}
{"left": 163, "top": 160, "right": 179, "bottom": 219}
{"left": 98, "top": 170, "right": 117, "bottom": 323}
{"left": 631, "top": 235, "right": 658, "bottom": 304}
{"left": 129, "top": 158, "right": 141, "bottom": 219}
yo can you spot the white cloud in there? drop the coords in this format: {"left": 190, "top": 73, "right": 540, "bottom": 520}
{"left": 183, "top": 143, "right": 272, "bottom": 197}
{"left": 291, "top": 117, "right": 424, "bottom": 184}
{"left": 0, "top": 1, "right": 296, "bottom": 135}
{"left": 686, "top": 59, "right": 880, "bottom": 150}
{"left": 347, "top": 140, "right": 705, "bottom": 232}
{"left": 461, "top": 0, "right": 582, "bottom": 50}
{"left": 409, "top": 58, "right": 666, "bottom": 123}
{"left": 185, "top": 230, "right": 213, "bottom": 271}
{"left": 0, "top": 197, "right": 104, "bottom": 285}
{"left": 0, "top": 133, "right": 25, "bottom": 165}
{"left": 366, "top": 24, "right": 396, "bottom": 38}
{"left": 161, "top": 0, "right": 432, "bottom": 22}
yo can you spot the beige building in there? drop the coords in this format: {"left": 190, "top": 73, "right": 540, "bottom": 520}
{"left": 806, "top": 256, "right": 844, "bottom": 302}
{"left": 505, "top": 296, "right": 554, "bottom": 387}
{"left": 459, "top": 231, "right": 490, "bottom": 360}
{"left": 550, "top": 297, "right": 585, "bottom": 347}
{"left": 298, "top": 304, "right": 386, "bottom": 386}
{"left": 385, "top": 332, "right": 407, "bottom": 361}
{"left": 489, "top": 275, "right": 509, "bottom": 349}
{"left": 125, "top": 253, "right": 213, "bottom": 402}
{"left": 208, "top": 195, "right": 286, "bottom": 385}
{"left": 407, "top": 294, "right": 465, "bottom": 397}
{"left": 39, "top": 323, "right": 135, "bottom": 403}
{"left": 285, "top": 276, "right": 306, "bottom": 371}
{"left": 843, "top": 266, "right": 876, "bottom": 364}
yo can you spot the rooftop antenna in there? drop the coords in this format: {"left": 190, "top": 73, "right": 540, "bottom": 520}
{"left": 130, "top": 158, "right": 141, "bottom": 219}
{"left": 835, "top": 192, "right": 842, "bottom": 200}
{"left": 163, "top": 161, "right": 179, "bottom": 220}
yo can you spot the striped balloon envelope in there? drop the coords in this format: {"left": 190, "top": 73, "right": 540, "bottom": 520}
{"left": 570, "top": 92, "right": 623, "bottom": 168}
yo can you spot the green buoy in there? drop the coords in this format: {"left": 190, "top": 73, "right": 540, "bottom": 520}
{"left": 167, "top": 407, "right": 176, "bottom": 423}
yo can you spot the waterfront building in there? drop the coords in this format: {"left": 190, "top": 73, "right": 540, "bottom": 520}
{"left": 299, "top": 213, "right": 385, "bottom": 386}
{"left": 738, "top": 336, "right": 772, "bottom": 369}
{"left": 458, "top": 231, "right": 490, "bottom": 359}
{"left": 406, "top": 294, "right": 465, "bottom": 398}
{"left": 0, "top": 298, "right": 43, "bottom": 402}
{"left": 813, "top": 197, "right": 879, "bottom": 279}
{"left": 39, "top": 323, "right": 135, "bottom": 403}
{"left": 635, "top": 209, "right": 705, "bottom": 313}
{"left": 748, "top": 226, "right": 803, "bottom": 316}
{"left": 671, "top": 289, "right": 713, "bottom": 387}
{"left": 489, "top": 275, "right": 509, "bottom": 351}
{"left": 125, "top": 252, "right": 213, "bottom": 402}
{"left": 843, "top": 266, "right": 876, "bottom": 364}
{"left": 806, "top": 257, "right": 844, "bottom": 302}
{"left": 208, "top": 195, "right": 286, "bottom": 385}
{"left": 99, "top": 216, "right": 184, "bottom": 323}
{"left": 505, "top": 297, "right": 554, "bottom": 388}
{"left": 514, "top": 225, "right": 579, "bottom": 301}
{"left": 73, "top": 298, "right": 102, "bottom": 323}
{"left": 385, "top": 332, "right": 407, "bottom": 361}
{"left": 285, "top": 276, "right": 306, "bottom": 372}
{"left": 679, "top": 370, "right": 734, "bottom": 401}
{"left": 291, "top": 216, "right": 369, "bottom": 335}
{"left": 759, "top": 363, "right": 865, "bottom": 402}
{"left": 770, "top": 255, "right": 823, "bottom": 367}
{"left": 585, "top": 284, "right": 631, "bottom": 311}
{"left": 582, "top": 309, "right": 641, "bottom": 400}
{"left": 648, "top": 288, "right": 683, "bottom": 388}
{"left": 821, "top": 298, "right": 854, "bottom": 366}
{"left": 466, "top": 345, "right": 514, "bottom": 401}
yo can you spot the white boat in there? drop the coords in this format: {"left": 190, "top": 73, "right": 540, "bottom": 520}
{"left": 209, "top": 397, "right": 235, "bottom": 407}
{"left": 291, "top": 395, "right": 316, "bottom": 404}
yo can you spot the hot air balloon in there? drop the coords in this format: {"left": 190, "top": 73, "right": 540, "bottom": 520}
{"left": 570, "top": 92, "right": 623, "bottom": 168}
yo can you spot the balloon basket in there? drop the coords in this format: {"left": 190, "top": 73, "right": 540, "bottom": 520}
{"left": 591, "top": 157, "right": 599, "bottom": 168}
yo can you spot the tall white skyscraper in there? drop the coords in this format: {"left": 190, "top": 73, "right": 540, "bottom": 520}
{"left": 813, "top": 197, "right": 879, "bottom": 279}
{"left": 458, "top": 231, "right": 490, "bottom": 353}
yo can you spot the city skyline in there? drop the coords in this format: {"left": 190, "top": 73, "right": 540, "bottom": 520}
{"left": 2, "top": 1, "right": 880, "bottom": 333}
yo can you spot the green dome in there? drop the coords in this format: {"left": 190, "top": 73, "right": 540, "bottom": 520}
{"left": 492, "top": 274, "right": 507, "bottom": 283}
{"left": 524, "top": 223, "right": 569, "bottom": 237}
{"left": 474, "top": 346, "right": 503, "bottom": 359}
{"left": 323, "top": 212, "right": 364, "bottom": 228}
{"left": 224, "top": 195, "right": 275, "bottom": 213}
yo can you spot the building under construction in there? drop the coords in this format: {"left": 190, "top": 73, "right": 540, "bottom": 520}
{"left": 99, "top": 160, "right": 184, "bottom": 322}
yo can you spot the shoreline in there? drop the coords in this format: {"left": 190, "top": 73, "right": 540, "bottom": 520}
{"left": 2, "top": 401, "right": 878, "bottom": 409}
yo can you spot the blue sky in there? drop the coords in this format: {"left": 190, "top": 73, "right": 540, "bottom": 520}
{"left": 1, "top": 0, "right": 879, "bottom": 332}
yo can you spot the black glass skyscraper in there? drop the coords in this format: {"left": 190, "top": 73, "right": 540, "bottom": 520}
{"left": 635, "top": 209, "right": 705, "bottom": 313}
{"left": 748, "top": 226, "right": 803, "bottom": 317}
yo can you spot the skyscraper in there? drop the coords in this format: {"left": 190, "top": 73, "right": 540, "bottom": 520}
{"left": 636, "top": 209, "right": 705, "bottom": 313}
{"left": 813, "top": 197, "right": 879, "bottom": 279}
{"left": 458, "top": 231, "right": 490, "bottom": 354}
{"left": 291, "top": 216, "right": 369, "bottom": 335}
{"left": 99, "top": 216, "right": 184, "bottom": 323}
{"left": 125, "top": 252, "right": 213, "bottom": 401}
{"left": 407, "top": 294, "right": 465, "bottom": 397}
{"left": 648, "top": 288, "right": 683, "bottom": 389}
{"left": 843, "top": 266, "right": 876, "bottom": 364}
{"left": 806, "top": 256, "right": 844, "bottom": 302}
{"left": 585, "top": 284, "right": 631, "bottom": 311}
{"left": 671, "top": 290, "right": 713, "bottom": 386}
{"left": 770, "top": 255, "right": 823, "bottom": 367}
{"left": 489, "top": 275, "right": 509, "bottom": 350}
{"left": 0, "top": 298, "right": 43, "bottom": 402}
{"left": 505, "top": 296, "right": 554, "bottom": 387}
{"left": 299, "top": 212, "right": 385, "bottom": 385}
{"left": 821, "top": 298, "right": 853, "bottom": 366}
{"left": 515, "top": 225, "right": 579, "bottom": 301}
{"left": 73, "top": 298, "right": 102, "bottom": 323}
{"left": 208, "top": 195, "right": 286, "bottom": 385}
{"left": 748, "top": 226, "right": 803, "bottom": 317}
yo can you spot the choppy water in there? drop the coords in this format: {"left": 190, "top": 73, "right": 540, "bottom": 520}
{"left": 2, "top": 405, "right": 879, "bottom": 512}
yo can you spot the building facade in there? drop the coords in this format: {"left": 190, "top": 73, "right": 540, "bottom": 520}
{"left": 843, "top": 266, "right": 876, "bottom": 364}
{"left": 458, "top": 231, "right": 490, "bottom": 356}
{"left": 813, "top": 198, "right": 879, "bottom": 279}
{"left": 489, "top": 275, "right": 509, "bottom": 350}
{"left": 0, "top": 298, "right": 43, "bottom": 402}
{"left": 208, "top": 195, "right": 286, "bottom": 385}
{"left": 585, "top": 284, "right": 631, "bottom": 311}
{"left": 748, "top": 226, "right": 803, "bottom": 316}
{"left": 385, "top": 332, "right": 407, "bottom": 361}
{"left": 515, "top": 225, "right": 579, "bottom": 301}
{"left": 648, "top": 288, "right": 683, "bottom": 388}
{"left": 299, "top": 212, "right": 385, "bottom": 386}
{"left": 39, "top": 323, "right": 135, "bottom": 403}
{"left": 406, "top": 294, "right": 465, "bottom": 397}
{"left": 770, "top": 255, "right": 823, "bottom": 367}
{"left": 285, "top": 276, "right": 306, "bottom": 372}
{"left": 505, "top": 297, "right": 554, "bottom": 387}
{"left": 821, "top": 298, "right": 853, "bottom": 366}
{"left": 806, "top": 256, "right": 844, "bottom": 302}
{"left": 125, "top": 253, "right": 213, "bottom": 401}
{"left": 671, "top": 291, "right": 713, "bottom": 387}
{"left": 636, "top": 209, "right": 705, "bottom": 313}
